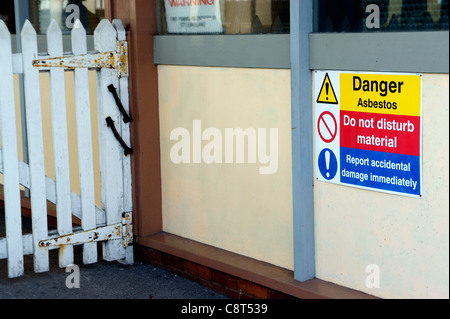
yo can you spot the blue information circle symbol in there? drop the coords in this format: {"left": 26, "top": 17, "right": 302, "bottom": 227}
{"left": 318, "top": 149, "right": 338, "bottom": 180}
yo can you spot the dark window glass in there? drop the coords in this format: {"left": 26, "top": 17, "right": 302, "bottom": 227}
{"left": 0, "top": 0, "right": 16, "bottom": 33}
{"left": 314, "top": 0, "right": 449, "bottom": 32}
{"left": 159, "top": 0, "right": 290, "bottom": 34}
{"left": 29, "top": 0, "right": 105, "bottom": 34}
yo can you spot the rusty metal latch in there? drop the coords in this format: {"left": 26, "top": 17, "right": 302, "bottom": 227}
{"left": 105, "top": 116, "right": 133, "bottom": 156}
{"left": 108, "top": 84, "right": 132, "bottom": 123}
{"left": 38, "top": 212, "right": 133, "bottom": 248}
{"left": 32, "top": 40, "right": 128, "bottom": 77}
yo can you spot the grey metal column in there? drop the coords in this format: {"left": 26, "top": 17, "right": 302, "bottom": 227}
{"left": 290, "top": 0, "right": 315, "bottom": 282}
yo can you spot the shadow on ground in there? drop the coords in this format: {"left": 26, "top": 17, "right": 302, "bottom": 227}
{"left": 0, "top": 210, "right": 228, "bottom": 299}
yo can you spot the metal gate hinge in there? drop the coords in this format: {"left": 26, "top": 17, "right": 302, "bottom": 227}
{"left": 38, "top": 212, "right": 133, "bottom": 248}
{"left": 32, "top": 40, "right": 128, "bottom": 77}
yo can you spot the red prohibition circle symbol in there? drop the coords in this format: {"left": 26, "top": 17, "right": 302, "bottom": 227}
{"left": 318, "top": 111, "right": 337, "bottom": 143}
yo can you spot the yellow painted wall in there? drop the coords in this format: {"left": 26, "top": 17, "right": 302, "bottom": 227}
{"left": 159, "top": 66, "right": 449, "bottom": 296}
{"left": 2, "top": 71, "right": 101, "bottom": 209}
{"left": 158, "top": 65, "right": 294, "bottom": 270}
{"left": 314, "top": 73, "right": 449, "bottom": 299}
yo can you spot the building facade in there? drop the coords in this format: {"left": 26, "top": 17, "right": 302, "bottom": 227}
{"left": 2, "top": 0, "right": 448, "bottom": 299}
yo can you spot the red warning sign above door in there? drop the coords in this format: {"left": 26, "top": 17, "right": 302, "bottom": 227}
{"left": 317, "top": 73, "right": 338, "bottom": 104}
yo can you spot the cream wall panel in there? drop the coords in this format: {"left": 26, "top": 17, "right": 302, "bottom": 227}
{"left": 314, "top": 73, "right": 449, "bottom": 299}
{"left": 158, "top": 65, "right": 294, "bottom": 270}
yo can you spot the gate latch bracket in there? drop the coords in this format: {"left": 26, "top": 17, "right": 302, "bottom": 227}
{"left": 32, "top": 40, "right": 128, "bottom": 77}
{"left": 38, "top": 212, "right": 133, "bottom": 248}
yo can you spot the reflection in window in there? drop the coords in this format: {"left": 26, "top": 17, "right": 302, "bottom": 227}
{"left": 0, "top": 0, "right": 16, "bottom": 33}
{"left": 29, "top": 0, "right": 105, "bottom": 34}
{"left": 159, "top": 0, "right": 290, "bottom": 34}
{"left": 314, "top": 0, "right": 449, "bottom": 32}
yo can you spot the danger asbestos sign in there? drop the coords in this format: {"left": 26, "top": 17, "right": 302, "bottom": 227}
{"left": 315, "top": 70, "right": 423, "bottom": 198}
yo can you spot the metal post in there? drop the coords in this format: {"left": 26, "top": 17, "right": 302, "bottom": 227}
{"left": 290, "top": 0, "right": 315, "bottom": 282}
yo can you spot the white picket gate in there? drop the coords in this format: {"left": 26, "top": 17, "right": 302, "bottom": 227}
{"left": 0, "top": 18, "right": 133, "bottom": 278}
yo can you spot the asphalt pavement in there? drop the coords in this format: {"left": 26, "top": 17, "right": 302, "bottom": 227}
{"left": 0, "top": 249, "right": 228, "bottom": 299}
{"left": 0, "top": 210, "right": 228, "bottom": 299}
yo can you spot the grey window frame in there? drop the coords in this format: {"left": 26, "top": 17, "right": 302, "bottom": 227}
{"left": 310, "top": 31, "right": 449, "bottom": 74}
{"left": 153, "top": 30, "right": 449, "bottom": 73}
{"left": 154, "top": 34, "right": 291, "bottom": 69}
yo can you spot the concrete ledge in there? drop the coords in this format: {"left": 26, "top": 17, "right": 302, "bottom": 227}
{"left": 137, "top": 232, "right": 378, "bottom": 299}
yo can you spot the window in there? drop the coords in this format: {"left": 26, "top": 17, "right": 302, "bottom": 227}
{"left": 29, "top": 0, "right": 105, "bottom": 34}
{"left": 154, "top": 0, "right": 291, "bottom": 68}
{"left": 158, "top": 0, "right": 290, "bottom": 34}
{"left": 310, "top": 0, "right": 449, "bottom": 74}
{"left": 0, "top": 0, "right": 16, "bottom": 33}
{"left": 314, "top": 0, "right": 449, "bottom": 32}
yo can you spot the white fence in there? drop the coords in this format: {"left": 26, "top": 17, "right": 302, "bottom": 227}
{"left": 0, "top": 18, "right": 133, "bottom": 278}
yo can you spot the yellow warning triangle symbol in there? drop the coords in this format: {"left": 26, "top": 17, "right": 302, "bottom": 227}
{"left": 317, "top": 73, "right": 338, "bottom": 104}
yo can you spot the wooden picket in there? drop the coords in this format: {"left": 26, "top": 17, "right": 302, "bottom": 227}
{"left": 113, "top": 19, "right": 133, "bottom": 264}
{"left": 0, "top": 19, "right": 133, "bottom": 278}
{"left": 72, "top": 20, "right": 97, "bottom": 265}
{"left": 47, "top": 19, "right": 74, "bottom": 268}
{"left": 21, "top": 20, "right": 49, "bottom": 273}
{"left": 0, "top": 19, "right": 24, "bottom": 278}
{"left": 95, "top": 19, "right": 125, "bottom": 262}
